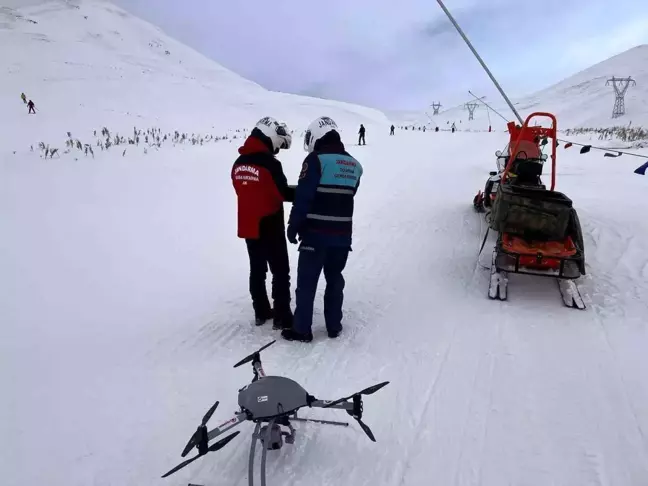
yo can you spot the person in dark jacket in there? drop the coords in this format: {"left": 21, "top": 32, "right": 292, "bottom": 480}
{"left": 358, "top": 124, "right": 366, "bottom": 145}
{"left": 390, "top": 125, "right": 395, "bottom": 136}
{"left": 27, "top": 100, "right": 36, "bottom": 114}
{"left": 282, "top": 117, "right": 363, "bottom": 343}
{"left": 231, "top": 116, "right": 295, "bottom": 329}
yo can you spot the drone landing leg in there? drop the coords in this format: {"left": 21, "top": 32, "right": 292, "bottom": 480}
{"left": 248, "top": 422, "right": 261, "bottom": 486}
{"left": 260, "top": 419, "right": 275, "bottom": 486}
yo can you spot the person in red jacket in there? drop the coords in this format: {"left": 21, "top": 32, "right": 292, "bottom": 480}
{"left": 232, "top": 117, "right": 294, "bottom": 329}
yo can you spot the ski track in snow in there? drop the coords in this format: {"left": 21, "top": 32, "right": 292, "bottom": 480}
{"left": 3, "top": 131, "right": 648, "bottom": 486}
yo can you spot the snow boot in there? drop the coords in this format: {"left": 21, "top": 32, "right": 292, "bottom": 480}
{"left": 255, "top": 308, "right": 274, "bottom": 327}
{"left": 327, "top": 325, "right": 342, "bottom": 339}
{"left": 281, "top": 329, "right": 313, "bottom": 343}
{"left": 273, "top": 311, "right": 294, "bottom": 331}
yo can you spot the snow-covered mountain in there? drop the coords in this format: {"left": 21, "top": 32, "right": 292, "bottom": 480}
{"left": 0, "top": 0, "right": 388, "bottom": 156}
{"left": 394, "top": 45, "right": 648, "bottom": 131}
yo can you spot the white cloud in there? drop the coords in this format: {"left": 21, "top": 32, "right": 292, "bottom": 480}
{"left": 562, "top": 16, "right": 648, "bottom": 69}
{"left": 111, "top": 0, "right": 648, "bottom": 110}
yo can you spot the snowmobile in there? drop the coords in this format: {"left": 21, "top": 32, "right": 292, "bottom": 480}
{"left": 475, "top": 112, "right": 586, "bottom": 309}
{"left": 473, "top": 137, "right": 551, "bottom": 213}
{"left": 161, "top": 340, "right": 389, "bottom": 485}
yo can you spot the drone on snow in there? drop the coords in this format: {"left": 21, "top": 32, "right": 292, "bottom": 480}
{"left": 162, "top": 340, "right": 389, "bottom": 485}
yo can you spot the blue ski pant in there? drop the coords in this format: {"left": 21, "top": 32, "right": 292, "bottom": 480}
{"left": 293, "top": 246, "right": 350, "bottom": 335}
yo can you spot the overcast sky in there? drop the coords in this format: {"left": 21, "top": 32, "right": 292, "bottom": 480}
{"left": 115, "top": 0, "right": 648, "bottom": 110}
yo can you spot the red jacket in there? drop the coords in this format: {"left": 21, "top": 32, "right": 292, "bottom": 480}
{"left": 231, "top": 133, "right": 293, "bottom": 239}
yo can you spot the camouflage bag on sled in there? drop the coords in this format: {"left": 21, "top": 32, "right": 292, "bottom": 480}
{"left": 489, "top": 184, "right": 573, "bottom": 241}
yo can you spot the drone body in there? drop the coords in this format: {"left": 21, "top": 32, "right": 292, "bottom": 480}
{"left": 238, "top": 376, "right": 309, "bottom": 420}
{"left": 162, "top": 340, "right": 389, "bottom": 486}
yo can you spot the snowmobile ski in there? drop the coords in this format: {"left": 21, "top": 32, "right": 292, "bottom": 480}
{"left": 488, "top": 250, "right": 508, "bottom": 301}
{"left": 557, "top": 279, "right": 585, "bottom": 310}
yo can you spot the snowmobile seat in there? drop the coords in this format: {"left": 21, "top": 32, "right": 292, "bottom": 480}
{"left": 509, "top": 158, "right": 543, "bottom": 186}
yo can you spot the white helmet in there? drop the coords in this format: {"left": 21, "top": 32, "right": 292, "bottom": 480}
{"left": 303, "top": 116, "right": 338, "bottom": 153}
{"left": 255, "top": 117, "right": 292, "bottom": 152}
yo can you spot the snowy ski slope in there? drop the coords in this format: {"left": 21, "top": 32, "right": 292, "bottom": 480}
{"left": 3, "top": 128, "right": 648, "bottom": 486}
{"left": 394, "top": 45, "right": 648, "bottom": 131}
{"left": 0, "top": 0, "right": 388, "bottom": 157}
{"left": 2, "top": 2, "right": 648, "bottom": 486}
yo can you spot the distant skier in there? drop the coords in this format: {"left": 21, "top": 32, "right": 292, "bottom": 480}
{"left": 435, "top": 127, "right": 439, "bottom": 132}
{"left": 282, "top": 116, "right": 363, "bottom": 343}
{"left": 358, "top": 124, "right": 366, "bottom": 145}
{"left": 27, "top": 100, "right": 36, "bottom": 114}
{"left": 390, "top": 125, "right": 395, "bottom": 136}
{"left": 423, "top": 126, "right": 426, "bottom": 132}
{"left": 451, "top": 122, "right": 456, "bottom": 133}
{"left": 231, "top": 116, "right": 295, "bottom": 330}
{"left": 21, "top": 93, "right": 27, "bottom": 104}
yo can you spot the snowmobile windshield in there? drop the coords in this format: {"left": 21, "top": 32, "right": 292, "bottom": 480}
{"left": 496, "top": 145, "right": 509, "bottom": 172}
{"left": 497, "top": 155, "right": 508, "bottom": 172}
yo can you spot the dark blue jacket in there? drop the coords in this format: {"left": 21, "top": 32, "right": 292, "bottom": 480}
{"left": 288, "top": 132, "right": 363, "bottom": 248}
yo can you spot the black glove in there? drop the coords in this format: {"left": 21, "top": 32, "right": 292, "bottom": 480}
{"left": 287, "top": 225, "right": 298, "bottom": 245}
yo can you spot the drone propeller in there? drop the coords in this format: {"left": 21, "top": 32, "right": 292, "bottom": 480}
{"left": 323, "top": 381, "right": 389, "bottom": 442}
{"left": 162, "top": 431, "right": 240, "bottom": 478}
{"left": 233, "top": 340, "right": 276, "bottom": 368}
{"left": 355, "top": 416, "right": 376, "bottom": 442}
{"left": 180, "top": 400, "right": 219, "bottom": 457}
{"left": 322, "top": 381, "right": 390, "bottom": 409}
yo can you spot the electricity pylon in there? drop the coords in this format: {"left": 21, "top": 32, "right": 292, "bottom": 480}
{"left": 431, "top": 102, "right": 442, "bottom": 115}
{"left": 465, "top": 102, "right": 478, "bottom": 121}
{"left": 606, "top": 77, "right": 636, "bottom": 118}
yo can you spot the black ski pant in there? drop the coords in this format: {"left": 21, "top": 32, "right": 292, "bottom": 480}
{"left": 358, "top": 133, "right": 366, "bottom": 145}
{"left": 245, "top": 218, "right": 291, "bottom": 319}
